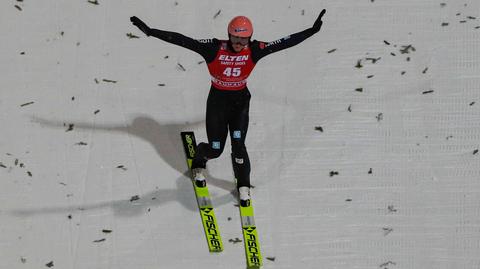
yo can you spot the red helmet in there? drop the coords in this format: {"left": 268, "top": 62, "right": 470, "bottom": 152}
{"left": 228, "top": 16, "right": 253, "bottom": 37}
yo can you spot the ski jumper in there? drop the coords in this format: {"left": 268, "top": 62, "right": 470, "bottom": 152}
{"left": 148, "top": 27, "right": 317, "bottom": 189}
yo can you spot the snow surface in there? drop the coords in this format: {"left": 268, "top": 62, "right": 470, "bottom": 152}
{"left": 1, "top": 0, "right": 480, "bottom": 268}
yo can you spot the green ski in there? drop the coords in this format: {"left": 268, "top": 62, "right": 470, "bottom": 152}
{"left": 181, "top": 131, "right": 223, "bottom": 252}
{"left": 231, "top": 154, "right": 263, "bottom": 267}
{"left": 239, "top": 200, "right": 262, "bottom": 268}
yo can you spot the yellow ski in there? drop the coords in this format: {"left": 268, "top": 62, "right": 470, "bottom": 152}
{"left": 181, "top": 132, "right": 223, "bottom": 252}
{"left": 239, "top": 201, "right": 262, "bottom": 268}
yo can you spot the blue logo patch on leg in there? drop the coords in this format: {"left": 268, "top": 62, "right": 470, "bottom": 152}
{"left": 212, "top": 141, "right": 221, "bottom": 149}
{"left": 233, "top": 130, "right": 241, "bottom": 139}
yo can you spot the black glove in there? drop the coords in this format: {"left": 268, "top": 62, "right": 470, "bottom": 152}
{"left": 130, "top": 16, "right": 151, "bottom": 36}
{"left": 312, "top": 9, "right": 326, "bottom": 33}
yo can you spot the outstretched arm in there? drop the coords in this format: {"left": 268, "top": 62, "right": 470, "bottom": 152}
{"left": 130, "top": 16, "right": 218, "bottom": 62}
{"left": 251, "top": 9, "right": 326, "bottom": 63}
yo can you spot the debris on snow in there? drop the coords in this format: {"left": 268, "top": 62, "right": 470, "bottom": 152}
{"left": 126, "top": 33, "right": 140, "bottom": 39}
{"left": 422, "top": 90, "right": 434, "bottom": 94}
{"left": 116, "top": 165, "right": 127, "bottom": 171}
{"left": 102, "top": 79, "right": 117, "bottom": 83}
{"left": 65, "top": 123, "right": 74, "bottom": 132}
{"left": 45, "top": 261, "right": 54, "bottom": 268}
{"left": 20, "top": 102, "right": 34, "bottom": 107}
{"left": 387, "top": 205, "right": 397, "bottom": 213}
{"left": 383, "top": 227, "right": 393, "bottom": 236}
{"left": 399, "top": 45, "right": 415, "bottom": 54}
{"left": 102, "top": 229, "right": 112, "bottom": 233}
{"left": 130, "top": 195, "right": 140, "bottom": 202}
{"left": 93, "top": 238, "right": 106, "bottom": 243}
{"left": 315, "top": 126, "right": 324, "bottom": 132}
{"left": 365, "top": 57, "right": 381, "bottom": 64}
{"left": 213, "top": 10, "right": 221, "bottom": 19}
{"left": 327, "top": 48, "right": 337, "bottom": 54}
{"left": 228, "top": 238, "right": 242, "bottom": 244}
{"left": 87, "top": 0, "right": 99, "bottom": 5}
{"left": 379, "top": 261, "right": 396, "bottom": 268}
{"left": 266, "top": 257, "right": 276, "bottom": 262}
{"left": 355, "top": 60, "right": 363, "bottom": 69}
{"left": 177, "top": 63, "right": 186, "bottom": 71}
{"left": 329, "top": 171, "right": 339, "bottom": 177}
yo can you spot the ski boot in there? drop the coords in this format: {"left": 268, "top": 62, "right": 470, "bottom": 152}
{"left": 192, "top": 168, "right": 207, "bottom": 188}
{"left": 238, "top": 186, "right": 251, "bottom": 207}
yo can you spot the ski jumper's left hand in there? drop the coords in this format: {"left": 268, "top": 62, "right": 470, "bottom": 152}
{"left": 312, "top": 9, "right": 326, "bottom": 33}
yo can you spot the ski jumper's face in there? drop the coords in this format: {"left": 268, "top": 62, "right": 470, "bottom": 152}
{"left": 230, "top": 35, "right": 250, "bottom": 52}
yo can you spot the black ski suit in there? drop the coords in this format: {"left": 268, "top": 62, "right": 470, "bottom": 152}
{"left": 146, "top": 26, "right": 319, "bottom": 189}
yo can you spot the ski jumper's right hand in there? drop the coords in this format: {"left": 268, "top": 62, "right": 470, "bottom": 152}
{"left": 130, "top": 16, "right": 151, "bottom": 36}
